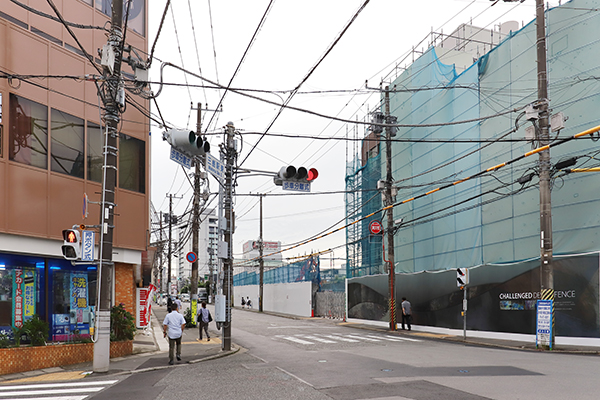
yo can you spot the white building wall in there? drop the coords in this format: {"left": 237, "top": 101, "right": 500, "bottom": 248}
{"left": 235, "top": 281, "right": 313, "bottom": 317}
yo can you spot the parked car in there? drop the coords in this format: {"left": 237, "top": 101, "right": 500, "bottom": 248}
{"left": 198, "top": 288, "right": 208, "bottom": 302}
{"left": 181, "top": 293, "right": 190, "bottom": 302}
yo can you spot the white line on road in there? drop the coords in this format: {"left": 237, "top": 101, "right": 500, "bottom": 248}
{"left": 0, "top": 381, "right": 118, "bottom": 391}
{"left": 343, "top": 334, "right": 381, "bottom": 342}
{"left": 298, "top": 335, "right": 337, "bottom": 343}
{"left": 387, "top": 335, "right": 421, "bottom": 342}
{"left": 277, "top": 336, "right": 314, "bottom": 345}
{"left": 322, "top": 334, "right": 360, "bottom": 342}
{"left": 0, "top": 388, "right": 103, "bottom": 397}
{"left": 365, "top": 334, "right": 404, "bottom": 342}
{"left": 8, "top": 397, "right": 88, "bottom": 400}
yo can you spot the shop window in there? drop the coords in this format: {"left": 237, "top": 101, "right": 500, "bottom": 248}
{"left": 50, "top": 109, "right": 84, "bottom": 178}
{"left": 87, "top": 122, "right": 103, "bottom": 182}
{"left": 96, "top": 0, "right": 145, "bottom": 36}
{"left": 48, "top": 261, "right": 97, "bottom": 341}
{"left": 119, "top": 133, "right": 145, "bottom": 193}
{"left": 0, "top": 254, "right": 45, "bottom": 337}
{"left": 9, "top": 94, "right": 48, "bottom": 169}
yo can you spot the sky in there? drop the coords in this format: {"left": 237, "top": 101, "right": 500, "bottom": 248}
{"left": 147, "top": 0, "right": 563, "bottom": 270}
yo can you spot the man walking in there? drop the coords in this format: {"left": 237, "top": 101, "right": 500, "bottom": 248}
{"left": 163, "top": 302, "right": 186, "bottom": 365}
{"left": 197, "top": 301, "right": 211, "bottom": 341}
{"left": 401, "top": 297, "right": 412, "bottom": 331}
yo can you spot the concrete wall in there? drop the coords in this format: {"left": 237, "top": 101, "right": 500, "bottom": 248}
{"left": 235, "top": 281, "right": 312, "bottom": 317}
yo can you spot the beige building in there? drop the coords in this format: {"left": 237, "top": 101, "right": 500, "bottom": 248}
{"left": 0, "top": 0, "right": 149, "bottom": 340}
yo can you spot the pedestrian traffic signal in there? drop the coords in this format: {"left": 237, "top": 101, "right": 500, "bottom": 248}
{"left": 457, "top": 268, "right": 469, "bottom": 287}
{"left": 163, "top": 129, "right": 210, "bottom": 157}
{"left": 61, "top": 229, "right": 81, "bottom": 260}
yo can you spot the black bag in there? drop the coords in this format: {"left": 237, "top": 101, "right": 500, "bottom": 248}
{"left": 208, "top": 312, "right": 213, "bottom": 322}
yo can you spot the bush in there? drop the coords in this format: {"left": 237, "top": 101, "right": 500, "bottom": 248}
{"left": 23, "top": 315, "right": 49, "bottom": 346}
{"left": 0, "top": 332, "right": 11, "bottom": 348}
{"left": 110, "top": 303, "right": 136, "bottom": 341}
{"left": 183, "top": 307, "right": 196, "bottom": 328}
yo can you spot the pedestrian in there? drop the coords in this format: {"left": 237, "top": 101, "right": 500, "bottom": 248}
{"left": 166, "top": 295, "right": 173, "bottom": 313}
{"left": 241, "top": 296, "right": 246, "bottom": 309}
{"left": 246, "top": 297, "right": 252, "bottom": 309}
{"left": 401, "top": 297, "right": 412, "bottom": 331}
{"left": 163, "top": 302, "right": 186, "bottom": 365}
{"left": 175, "top": 295, "right": 182, "bottom": 312}
{"left": 197, "top": 301, "right": 212, "bottom": 341}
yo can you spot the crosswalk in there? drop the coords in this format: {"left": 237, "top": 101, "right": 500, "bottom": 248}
{"left": 0, "top": 380, "right": 118, "bottom": 400}
{"left": 274, "top": 332, "right": 421, "bottom": 346}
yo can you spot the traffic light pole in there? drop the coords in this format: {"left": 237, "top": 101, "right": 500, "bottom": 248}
{"left": 222, "top": 122, "right": 236, "bottom": 351}
{"left": 94, "top": 0, "right": 122, "bottom": 373}
{"left": 191, "top": 104, "right": 202, "bottom": 317}
{"left": 384, "top": 86, "right": 397, "bottom": 331}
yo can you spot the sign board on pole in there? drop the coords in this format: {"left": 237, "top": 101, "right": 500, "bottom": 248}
{"left": 206, "top": 153, "right": 225, "bottom": 181}
{"left": 81, "top": 230, "right": 95, "bottom": 262}
{"left": 536, "top": 299, "right": 553, "bottom": 349}
{"left": 186, "top": 251, "right": 197, "bottom": 263}
{"left": 170, "top": 147, "right": 192, "bottom": 169}
{"left": 282, "top": 181, "right": 311, "bottom": 192}
{"left": 369, "top": 220, "right": 383, "bottom": 235}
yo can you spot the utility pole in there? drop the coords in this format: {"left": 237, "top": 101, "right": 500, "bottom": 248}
{"left": 191, "top": 104, "right": 202, "bottom": 318}
{"left": 222, "top": 122, "right": 236, "bottom": 351}
{"left": 167, "top": 194, "right": 176, "bottom": 296}
{"left": 259, "top": 194, "right": 264, "bottom": 312}
{"left": 384, "top": 86, "right": 396, "bottom": 331}
{"left": 94, "top": 0, "right": 123, "bottom": 373}
{"left": 535, "top": 0, "right": 554, "bottom": 346}
{"left": 159, "top": 211, "right": 164, "bottom": 292}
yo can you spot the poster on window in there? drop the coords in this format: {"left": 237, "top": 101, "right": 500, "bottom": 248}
{"left": 70, "top": 273, "right": 90, "bottom": 335}
{"left": 12, "top": 269, "right": 35, "bottom": 328}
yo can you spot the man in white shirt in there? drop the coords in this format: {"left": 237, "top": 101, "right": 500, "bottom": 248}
{"left": 163, "top": 302, "right": 186, "bottom": 365}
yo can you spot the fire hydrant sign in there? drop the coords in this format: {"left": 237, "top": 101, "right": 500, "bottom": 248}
{"left": 536, "top": 299, "right": 553, "bottom": 349}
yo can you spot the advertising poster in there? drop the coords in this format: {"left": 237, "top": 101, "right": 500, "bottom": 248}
{"left": 70, "top": 273, "right": 89, "bottom": 335}
{"left": 12, "top": 269, "right": 35, "bottom": 328}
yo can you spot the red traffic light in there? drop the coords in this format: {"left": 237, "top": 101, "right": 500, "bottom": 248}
{"left": 307, "top": 168, "right": 318, "bottom": 182}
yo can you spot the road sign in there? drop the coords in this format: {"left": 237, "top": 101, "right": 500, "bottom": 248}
{"left": 369, "top": 220, "right": 383, "bottom": 235}
{"left": 186, "top": 251, "right": 197, "bottom": 263}
{"left": 81, "top": 230, "right": 95, "bottom": 262}
{"left": 536, "top": 299, "right": 553, "bottom": 349}
{"left": 283, "top": 181, "right": 311, "bottom": 192}
{"left": 206, "top": 153, "right": 225, "bottom": 180}
{"left": 170, "top": 147, "right": 192, "bottom": 169}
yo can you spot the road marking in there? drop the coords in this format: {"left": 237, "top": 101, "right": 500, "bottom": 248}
{"left": 277, "top": 336, "right": 314, "bottom": 345}
{"left": 0, "top": 381, "right": 118, "bottom": 390}
{"left": 343, "top": 334, "right": 381, "bottom": 342}
{"left": 321, "top": 334, "right": 360, "bottom": 342}
{"left": 388, "top": 335, "right": 421, "bottom": 342}
{"left": 0, "top": 380, "right": 117, "bottom": 399}
{"left": 366, "top": 334, "right": 404, "bottom": 342}
{"left": 298, "top": 335, "right": 337, "bottom": 343}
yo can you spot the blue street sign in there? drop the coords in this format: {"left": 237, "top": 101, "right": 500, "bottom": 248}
{"left": 282, "top": 181, "right": 311, "bottom": 192}
{"left": 170, "top": 147, "right": 192, "bottom": 169}
{"left": 206, "top": 153, "right": 225, "bottom": 181}
{"left": 81, "top": 230, "right": 95, "bottom": 262}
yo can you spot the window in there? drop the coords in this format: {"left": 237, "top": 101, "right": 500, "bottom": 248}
{"left": 51, "top": 109, "right": 84, "bottom": 178}
{"left": 96, "top": 0, "right": 145, "bottom": 36}
{"left": 9, "top": 94, "right": 48, "bottom": 169}
{"left": 0, "top": 92, "right": 3, "bottom": 157}
{"left": 119, "top": 133, "right": 145, "bottom": 193}
{"left": 87, "top": 123, "right": 103, "bottom": 182}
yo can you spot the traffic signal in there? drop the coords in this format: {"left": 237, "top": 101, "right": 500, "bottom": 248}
{"left": 456, "top": 268, "right": 469, "bottom": 287}
{"left": 273, "top": 165, "right": 319, "bottom": 186}
{"left": 163, "top": 129, "right": 210, "bottom": 157}
{"left": 61, "top": 229, "right": 81, "bottom": 260}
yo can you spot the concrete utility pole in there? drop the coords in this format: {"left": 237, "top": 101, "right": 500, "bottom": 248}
{"left": 94, "top": 0, "right": 123, "bottom": 373}
{"left": 535, "top": 0, "right": 554, "bottom": 345}
{"left": 191, "top": 104, "right": 202, "bottom": 316}
{"left": 159, "top": 211, "right": 164, "bottom": 292}
{"left": 384, "top": 86, "right": 397, "bottom": 331}
{"left": 222, "top": 122, "right": 236, "bottom": 351}
{"left": 259, "top": 194, "right": 264, "bottom": 312}
{"left": 168, "top": 194, "right": 173, "bottom": 295}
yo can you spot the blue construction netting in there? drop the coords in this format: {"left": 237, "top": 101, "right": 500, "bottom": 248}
{"left": 234, "top": 256, "right": 321, "bottom": 287}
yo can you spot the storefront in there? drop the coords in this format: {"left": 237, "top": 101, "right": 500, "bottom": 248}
{"left": 0, "top": 252, "right": 97, "bottom": 342}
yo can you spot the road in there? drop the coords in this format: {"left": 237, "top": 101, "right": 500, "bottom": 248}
{"left": 5, "top": 306, "right": 599, "bottom": 400}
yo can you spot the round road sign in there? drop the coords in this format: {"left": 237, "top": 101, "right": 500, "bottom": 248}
{"left": 369, "top": 220, "right": 383, "bottom": 235}
{"left": 186, "top": 252, "right": 197, "bottom": 263}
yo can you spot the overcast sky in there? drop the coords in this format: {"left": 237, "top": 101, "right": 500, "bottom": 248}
{"left": 147, "top": 0, "right": 561, "bottom": 269}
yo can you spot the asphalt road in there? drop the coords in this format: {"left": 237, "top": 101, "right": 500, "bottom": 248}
{"left": 7, "top": 306, "right": 599, "bottom": 400}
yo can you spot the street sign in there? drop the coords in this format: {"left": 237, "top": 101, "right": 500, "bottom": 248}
{"left": 283, "top": 181, "right": 311, "bottom": 192}
{"left": 81, "top": 230, "right": 95, "bottom": 262}
{"left": 369, "top": 220, "right": 383, "bottom": 235}
{"left": 186, "top": 251, "right": 197, "bottom": 263}
{"left": 82, "top": 193, "right": 88, "bottom": 219}
{"left": 206, "top": 153, "right": 225, "bottom": 180}
{"left": 170, "top": 147, "right": 192, "bottom": 169}
{"left": 536, "top": 299, "right": 553, "bottom": 349}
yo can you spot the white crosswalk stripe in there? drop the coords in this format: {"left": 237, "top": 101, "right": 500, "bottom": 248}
{"left": 275, "top": 333, "right": 421, "bottom": 346}
{"left": 0, "top": 380, "right": 118, "bottom": 399}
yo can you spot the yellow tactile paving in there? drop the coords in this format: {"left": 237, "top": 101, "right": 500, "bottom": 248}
{"left": 2, "top": 371, "right": 87, "bottom": 384}
{"left": 183, "top": 337, "right": 222, "bottom": 345}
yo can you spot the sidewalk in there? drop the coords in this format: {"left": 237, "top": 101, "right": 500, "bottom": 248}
{"left": 0, "top": 306, "right": 237, "bottom": 383}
